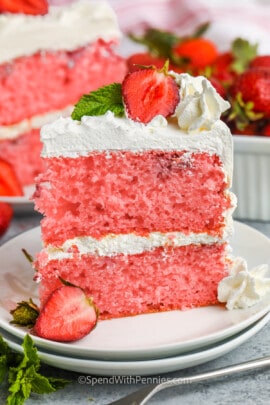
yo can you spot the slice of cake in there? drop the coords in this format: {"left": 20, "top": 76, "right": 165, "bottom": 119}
{"left": 33, "top": 66, "right": 239, "bottom": 320}
{"left": 0, "top": 0, "right": 127, "bottom": 190}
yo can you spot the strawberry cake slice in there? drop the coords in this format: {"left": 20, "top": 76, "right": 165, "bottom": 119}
{"left": 33, "top": 66, "right": 237, "bottom": 320}
{"left": 0, "top": 0, "right": 126, "bottom": 191}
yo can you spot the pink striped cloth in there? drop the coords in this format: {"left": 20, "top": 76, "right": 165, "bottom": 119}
{"left": 49, "top": 0, "right": 270, "bottom": 54}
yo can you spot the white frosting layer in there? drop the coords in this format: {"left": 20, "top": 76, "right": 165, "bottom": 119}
{"left": 0, "top": 0, "right": 121, "bottom": 64}
{"left": 218, "top": 257, "right": 270, "bottom": 310}
{"left": 0, "top": 106, "right": 73, "bottom": 140}
{"left": 40, "top": 111, "right": 233, "bottom": 185}
{"left": 43, "top": 231, "right": 225, "bottom": 261}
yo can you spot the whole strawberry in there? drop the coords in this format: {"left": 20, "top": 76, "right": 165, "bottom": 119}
{"left": 250, "top": 55, "right": 270, "bottom": 70}
{"left": 122, "top": 61, "right": 180, "bottom": 123}
{"left": 230, "top": 68, "right": 270, "bottom": 118}
{"left": 0, "top": 0, "right": 48, "bottom": 15}
{"left": 173, "top": 37, "right": 218, "bottom": 71}
{"left": 34, "top": 284, "right": 98, "bottom": 342}
{"left": 0, "top": 202, "right": 13, "bottom": 237}
{"left": 0, "top": 158, "right": 23, "bottom": 196}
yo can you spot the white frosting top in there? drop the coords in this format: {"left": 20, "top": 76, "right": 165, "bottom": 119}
{"left": 41, "top": 111, "right": 233, "bottom": 185}
{"left": 218, "top": 257, "right": 270, "bottom": 310}
{"left": 0, "top": 0, "right": 121, "bottom": 64}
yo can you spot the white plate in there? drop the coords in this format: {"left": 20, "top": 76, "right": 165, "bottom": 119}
{"left": 0, "top": 185, "right": 34, "bottom": 213}
{"left": 1, "top": 312, "right": 269, "bottom": 376}
{"left": 0, "top": 222, "right": 269, "bottom": 361}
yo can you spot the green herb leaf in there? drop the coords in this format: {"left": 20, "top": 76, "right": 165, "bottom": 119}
{"left": 71, "top": 83, "right": 124, "bottom": 121}
{"left": 0, "top": 334, "right": 70, "bottom": 404}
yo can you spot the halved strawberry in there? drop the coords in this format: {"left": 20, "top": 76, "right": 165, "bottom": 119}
{"left": 0, "top": 158, "right": 23, "bottom": 196}
{"left": 122, "top": 62, "right": 180, "bottom": 124}
{"left": 34, "top": 285, "right": 98, "bottom": 342}
{"left": 0, "top": 0, "right": 48, "bottom": 15}
{"left": 0, "top": 202, "right": 13, "bottom": 237}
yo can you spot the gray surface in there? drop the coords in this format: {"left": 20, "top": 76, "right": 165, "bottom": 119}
{"left": 0, "top": 213, "right": 270, "bottom": 405}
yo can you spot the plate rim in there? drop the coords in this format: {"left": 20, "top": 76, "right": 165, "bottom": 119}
{"left": 1, "top": 312, "right": 269, "bottom": 376}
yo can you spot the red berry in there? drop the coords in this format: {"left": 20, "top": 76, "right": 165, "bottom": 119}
{"left": 0, "top": 158, "right": 23, "bottom": 196}
{"left": 211, "top": 51, "right": 237, "bottom": 85}
{"left": 173, "top": 38, "right": 218, "bottom": 70}
{"left": 34, "top": 285, "right": 98, "bottom": 342}
{"left": 122, "top": 65, "right": 180, "bottom": 124}
{"left": 0, "top": 202, "right": 13, "bottom": 237}
{"left": 230, "top": 69, "right": 270, "bottom": 118}
{"left": 250, "top": 55, "right": 270, "bottom": 70}
{"left": 0, "top": 0, "right": 48, "bottom": 15}
{"left": 127, "top": 52, "right": 167, "bottom": 72}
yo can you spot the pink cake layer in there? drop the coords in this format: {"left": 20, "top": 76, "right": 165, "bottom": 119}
{"left": 0, "top": 129, "right": 43, "bottom": 186}
{"left": 35, "top": 244, "right": 229, "bottom": 319}
{"left": 34, "top": 151, "right": 232, "bottom": 246}
{"left": 0, "top": 39, "right": 127, "bottom": 125}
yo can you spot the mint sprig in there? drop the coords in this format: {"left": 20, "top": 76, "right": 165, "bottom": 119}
{"left": 71, "top": 82, "right": 125, "bottom": 121}
{"left": 0, "top": 334, "right": 70, "bottom": 404}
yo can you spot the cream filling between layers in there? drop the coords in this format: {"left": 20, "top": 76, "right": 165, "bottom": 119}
{"left": 0, "top": 106, "right": 73, "bottom": 141}
{"left": 44, "top": 231, "right": 228, "bottom": 262}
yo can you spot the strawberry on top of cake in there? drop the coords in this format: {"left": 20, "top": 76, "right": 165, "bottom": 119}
{"left": 32, "top": 63, "right": 270, "bottom": 326}
{"left": 0, "top": 0, "right": 127, "bottom": 191}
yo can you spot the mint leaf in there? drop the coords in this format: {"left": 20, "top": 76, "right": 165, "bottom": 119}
{"left": 0, "top": 334, "right": 70, "bottom": 405}
{"left": 72, "top": 82, "right": 124, "bottom": 121}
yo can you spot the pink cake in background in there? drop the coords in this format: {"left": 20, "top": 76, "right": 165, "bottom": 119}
{"left": 33, "top": 71, "right": 236, "bottom": 319}
{"left": 0, "top": 0, "right": 126, "bottom": 189}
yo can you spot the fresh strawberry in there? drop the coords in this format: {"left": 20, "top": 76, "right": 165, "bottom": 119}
{"left": 127, "top": 52, "right": 167, "bottom": 72}
{"left": 126, "top": 52, "right": 184, "bottom": 73}
{"left": 0, "top": 158, "right": 23, "bottom": 196}
{"left": 0, "top": 202, "right": 13, "bottom": 237}
{"left": 211, "top": 51, "right": 236, "bottom": 84}
{"left": 122, "top": 62, "right": 180, "bottom": 124}
{"left": 230, "top": 68, "right": 270, "bottom": 118}
{"left": 250, "top": 55, "right": 270, "bottom": 70}
{"left": 34, "top": 285, "right": 98, "bottom": 342}
{"left": 172, "top": 37, "right": 218, "bottom": 71}
{"left": 0, "top": 0, "right": 48, "bottom": 15}
{"left": 229, "top": 122, "right": 259, "bottom": 136}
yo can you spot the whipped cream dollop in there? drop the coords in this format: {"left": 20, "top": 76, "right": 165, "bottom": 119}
{"left": 218, "top": 257, "right": 270, "bottom": 310}
{"left": 172, "top": 73, "right": 230, "bottom": 133}
{"left": 0, "top": 0, "right": 121, "bottom": 64}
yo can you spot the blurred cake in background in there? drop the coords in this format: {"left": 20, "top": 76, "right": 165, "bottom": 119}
{"left": 0, "top": 0, "right": 127, "bottom": 192}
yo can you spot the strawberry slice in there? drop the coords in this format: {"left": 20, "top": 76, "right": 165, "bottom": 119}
{"left": 122, "top": 62, "right": 180, "bottom": 124}
{"left": 34, "top": 285, "right": 98, "bottom": 342}
{"left": 0, "top": 158, "right": 23, "bottom": 196}
{"left": 0, "top": 202, "right": 13, "bottom": 237}
{"left": 0, "top": 0, "right": 48, "bottom": 15}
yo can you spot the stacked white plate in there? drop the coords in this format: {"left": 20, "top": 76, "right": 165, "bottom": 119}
{"left": 0, "top": 222, "right": 269, "bottom": 376}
